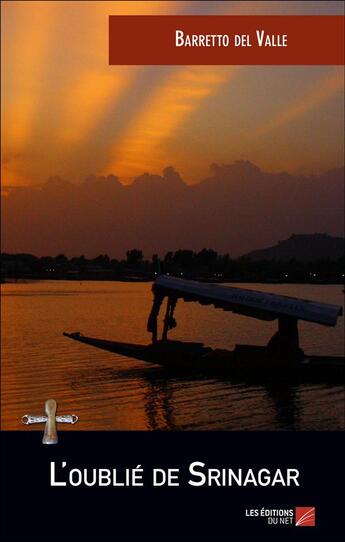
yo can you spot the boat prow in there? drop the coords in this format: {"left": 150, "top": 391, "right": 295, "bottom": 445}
{"left": 63, "top": 332, "right": 156, "bottom": 362}
{"left": 63, "top": 332, "right": 344, "bottom": 383}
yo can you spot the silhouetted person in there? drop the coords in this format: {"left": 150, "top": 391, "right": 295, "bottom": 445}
{"left": 266, "top": 316, "right": 304, "bottom": 361}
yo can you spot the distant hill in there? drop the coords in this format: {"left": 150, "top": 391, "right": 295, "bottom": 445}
{"left": 244, "top": 234, "right": 344, "bottom": 262}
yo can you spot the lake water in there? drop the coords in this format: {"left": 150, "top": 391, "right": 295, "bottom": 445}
{"left": 1, "top": 280, "right": 344, "bottom": 431}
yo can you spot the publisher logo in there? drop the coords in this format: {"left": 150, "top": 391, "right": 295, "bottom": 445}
{"left": 295, "top": 507, "right": 315, "bottom": 527}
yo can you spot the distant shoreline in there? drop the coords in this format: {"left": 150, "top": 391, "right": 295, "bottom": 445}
{"left": 2, "top": 276, "right": 343, "bottom": 286}
{"left": 2, "top": 236, "right": 344, "bottom": 285}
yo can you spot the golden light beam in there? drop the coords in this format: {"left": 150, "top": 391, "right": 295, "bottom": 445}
{"left": 254, "top": 70, "right": 344, "bottom": 137}
{"left": 1, "top": 2, "right": 57, "bottom": 148}
{"left": 55, "top": 2, "right": 182, "bottom": 145}
{"left": 57, "top": 70, "right": 133, "bottom": 145}
{"left": 104, "top": 65, "right": 238, "bottom": 177}
{"left": 2, "top": 1, "right": 185, "bottom": 185}
{"left": 102, "top": 0, "right": 270, "bottom": 179}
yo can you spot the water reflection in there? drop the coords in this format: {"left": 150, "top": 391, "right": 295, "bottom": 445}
{"left": 264, "top": 382, "right": 299, "bottom": 429}
{"left": 141, "top": 367, "right": 302, "bottom": 431}
{"left": 2, "top": 281, "right": 344, "bottom": 430}
{"left": 143, "top": 373, "right": 176, "bottom": 430}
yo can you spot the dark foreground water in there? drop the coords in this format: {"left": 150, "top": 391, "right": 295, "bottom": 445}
{"left": 1, "top": 280, "right": 344, "bottom": 431}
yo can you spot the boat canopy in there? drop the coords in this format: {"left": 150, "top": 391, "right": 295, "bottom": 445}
{"left": 152, "top": 276, "right": 342, "bottom": 327}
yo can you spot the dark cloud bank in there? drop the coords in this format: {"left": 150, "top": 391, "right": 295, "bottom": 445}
{"left": 2, "top": 161, "right": 344, "bottom": 258}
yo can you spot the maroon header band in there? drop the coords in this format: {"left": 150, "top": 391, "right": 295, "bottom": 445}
{"left": 109, "top": 15, "right": 344, "bottom": 65}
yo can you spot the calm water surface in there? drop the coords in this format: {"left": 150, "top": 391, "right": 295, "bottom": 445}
{"left": 1, "top": 280, "right": 344, "bottom": 431}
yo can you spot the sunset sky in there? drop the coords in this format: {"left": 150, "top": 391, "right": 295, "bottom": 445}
{"left": 1, "top": 0, "right": 344, "bottom": 187}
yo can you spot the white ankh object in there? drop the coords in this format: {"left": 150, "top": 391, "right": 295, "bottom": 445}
{"left": 22, "top": 399, "right": 78, "bottom": 444}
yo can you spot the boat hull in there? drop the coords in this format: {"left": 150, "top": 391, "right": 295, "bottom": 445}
{"left": 63, "top": 332, "right": 344, "bottom": 383}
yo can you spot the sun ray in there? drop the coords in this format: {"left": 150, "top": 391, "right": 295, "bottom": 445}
{"left": 51, "top": 2, "right": 186, "bottom": 155}
{"left": 101, "top": 0, "right": 270, "bottom": 179}
{"left": 57, "top": 70, "right": 133, "bottom": 145}
{"left": 1, "top": 2, "right": 57, "bottom": 149}
{"left": 254, "top": 70, "right": 344, "bottom": 137}
{"left": 104, "top": 66, "right": 238, "bottom": 178}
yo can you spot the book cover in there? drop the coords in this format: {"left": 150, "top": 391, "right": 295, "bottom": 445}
{"left": 1, "top": 1, "right": 344, "bottom": 541}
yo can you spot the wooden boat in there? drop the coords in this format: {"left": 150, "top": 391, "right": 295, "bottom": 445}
{"left": 64, "top": 276, "right": 344, "bottom": 382}
{"left": 63, "top": 332, "right": 344, "bottom": 382}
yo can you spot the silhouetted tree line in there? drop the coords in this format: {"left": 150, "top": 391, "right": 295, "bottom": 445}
{"left": 1, "top": 249, "right": 344, "bottom": 283}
